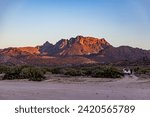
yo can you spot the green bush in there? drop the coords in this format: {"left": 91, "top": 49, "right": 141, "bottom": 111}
{"left": 2, "top": 66, "right": 46, "bottom": 81}
{"left": 20, "top": 67, "right": 45, "bottom": 81}
{"left": 133, "top": 67, "right": 140, "bottom": 72}
{"left": 0, "top": 65, "right": 10, "bottom": 74}
{"left": 91, "top": 67, "right": 123, "bottom": 78}
{"left": 3, "top": 66, "right": 22, "bottom": 80}
{"left": 134, "top": 66, "right": 150, "bottom": 75}
{"left": 0, "top": 66, "right": 5, "bottom": 74}
{"left": 80, "top": 67, "right": 93, "bottom": 76}
{"left": 64, "top": 68, "right": 85, "bottom": 76}
{"left": 48, "top": 65, "right": 123, "bottom": 78}
{"left": 1, "top": 65, "right": 124, "bottom": 80}
{"left": 50, "top": 68, "right": 62, "bottom": 74}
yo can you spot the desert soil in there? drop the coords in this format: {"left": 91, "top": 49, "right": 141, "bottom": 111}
{"left": 0, "top": 74, "right": 150, "bottom": 100}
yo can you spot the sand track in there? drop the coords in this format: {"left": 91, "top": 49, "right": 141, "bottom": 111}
{"left": 0, "top": 75, "right": 150, "bottom": 100}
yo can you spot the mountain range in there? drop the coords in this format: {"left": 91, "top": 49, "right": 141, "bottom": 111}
{"left": 0, "top": 36, "right": 150, "bottom": 66}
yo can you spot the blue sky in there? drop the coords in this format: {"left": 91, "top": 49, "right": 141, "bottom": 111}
{"left": 0, "top": 0, "right": 150, "bottom": 49}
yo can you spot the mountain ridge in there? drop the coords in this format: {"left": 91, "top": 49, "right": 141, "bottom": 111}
{"left": 0, "top": 36, "right": 150, "bottom": 65}
{"left": 39, "top": 35, "right": 111, "bottom": 56}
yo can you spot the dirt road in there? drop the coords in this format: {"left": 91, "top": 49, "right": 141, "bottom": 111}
{"left": 0, "top": 75, "right": 150, "bottom": 100}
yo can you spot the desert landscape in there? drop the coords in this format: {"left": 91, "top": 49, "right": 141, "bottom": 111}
{"left": 0, "top": 35, "right": 150, "bottom": 100}
{"left": 0, "top": 36, "right": 150, "bottom": 66}
{"left": 1, "top": 0, "right": 150, "bottom": 100}
{"left": 0, "top": 74, "right": 150, "bottom": 100}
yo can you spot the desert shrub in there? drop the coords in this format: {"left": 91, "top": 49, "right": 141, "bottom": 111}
{"left": 64, "top": 68, "right": 85, "bottom": 76}
{"left": 2, "top": 66, "right": 46, "bottom": 81}
{"left": 139, "top": 69, "right": 147, "bottom": 74}
{"left": 48, "top": 65, "right": 123, "bottom": 78}
{"left": 133, "top": 67, "right": 140, "bottom": 72}
{"left": 42, "top": 67, "right": 51, "bottom": 73}
{"left": 80, "top": 67, "right": 93, "bottom": 76}
{"left": 134, "top": 66, "right": 150, "bottom": 75}
{"left": 0, "top": 65, "right": 11, "bottom": 74}
{"left": 3, "top": 66, "right": 22, "bottom": 80}
{"left": 91, "top": 67, "right": 123, "bottom": 78}
{"left": 58, "top": 69, "right": 68, "bottom": 74}
{"left": 0, "top": 66, "right": 6, "bottom": 73}
{"left": 20, "top": 67, "right": 45, "bottom": 81}
{"left": 50, "top": 67, "right": 62, "bottom": 74}
{"left": 91, "top": 69, "right": 104, "bottom": 77}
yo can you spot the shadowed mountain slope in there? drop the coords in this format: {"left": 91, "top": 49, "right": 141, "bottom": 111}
{"left": 0, "top": 36, "right": 149, "bottom": 65}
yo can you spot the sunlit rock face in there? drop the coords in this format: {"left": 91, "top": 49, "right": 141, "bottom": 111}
{"left": 0, "top": 35, "right": 149, "bottom": 65}
{"left": 47, "top": 36, "right": 111, "bottom": 55}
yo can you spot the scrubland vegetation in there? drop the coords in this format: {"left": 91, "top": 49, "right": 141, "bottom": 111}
{"left": 49, "top": 65, "right": 123, "bottom": 78}
{"left": 133, "top": 66, "right": 150, "bottom": 77}
{"left": 0, "top": 64, "right": 123, "bottom": 81}
{"left": 0, "top": 65, "right": 46, "bottom": 81}
{"left": 0, "top": 64, "right": 149, "bottom": 81}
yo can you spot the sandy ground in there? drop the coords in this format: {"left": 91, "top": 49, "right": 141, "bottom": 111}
{"left": 0, "top": 74, "right": 150, "bottom": 100}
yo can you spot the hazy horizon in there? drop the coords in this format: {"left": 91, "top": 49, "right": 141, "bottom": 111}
{"left": 0, "top": 0, "right": 150, "bottom": 49}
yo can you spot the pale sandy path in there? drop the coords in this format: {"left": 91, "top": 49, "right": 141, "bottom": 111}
{"left": 0, "top": 76, "right": 150, "bottom": 100}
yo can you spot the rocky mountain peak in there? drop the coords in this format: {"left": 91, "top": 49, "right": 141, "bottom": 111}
{"left": 54, "top": 36, "right": 111, "bottom": 55}
{"left": 55, "top": 39, "right": 68, "bottom": 48}
{"left": 42, "top": 41, "right": 53, "bottom": 47}
{"left": 39, "top": 41, "right": 53, "bottom": 55}
{"left": 0, "top": 35, "right": 149, "bottom": 65}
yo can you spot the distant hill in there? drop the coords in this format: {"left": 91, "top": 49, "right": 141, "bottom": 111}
{"left": 88, "top": 46, "right": 150, "bottom": 64}
{"left": 0, "top": 36, "right": 149, "bottom": 66}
